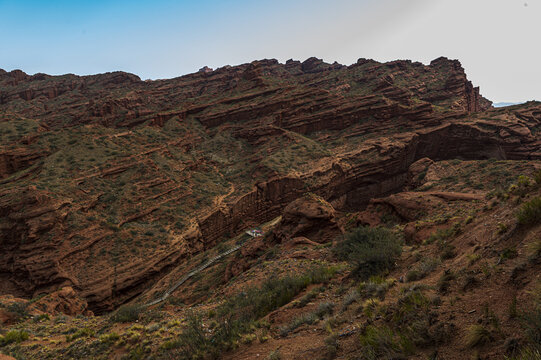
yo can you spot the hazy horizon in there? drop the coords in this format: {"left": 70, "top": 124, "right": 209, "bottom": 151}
{"left": 1, "top": 0, "right": 539, "bottom": 103}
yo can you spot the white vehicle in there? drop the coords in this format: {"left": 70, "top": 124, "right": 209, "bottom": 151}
{"left": 246, "top": 229, "right": 263, "bottom": 237}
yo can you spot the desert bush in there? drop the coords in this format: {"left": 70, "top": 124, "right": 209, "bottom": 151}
{"left": 6, "top": 302, "right": 29, "bottom": 321}
{"left": 323, "top": 334, "right": 339, "bottom": 359}
{"left": 534, "top": 170, "right": 541, "bottom": 186}
{"left": 279, "top": 302, "right": 334, "bottom": 336}
{"left": 500, "top": 247, "right": 518, "bottom": 261}
{"left": 341, "top": 289, "right": 360, "bottom": 311}
{"left": 437, "top": 271, "right": 456, "bottom": 293}
{"left": 394, "top": 289, "right": 432, "bottom": 325}
{"left": 171, "top": 266, "right": 338, "bottom": 359}
{"left": 426, "top": 222, "right": 462, "bottom": 244}
{"left": 358, "top": 325, "right": 403, "bottom": 360}
{"left": 99, "top": 332, "right": 120, "bottom": 344}
{"left": 266, "top": 350, "right": 282, "bottom": 360}
{"left": 333, "top": 226, "right": 402, "bottom": 278}
{"left": 520, "top": 283, "right": 541, "bottom": 348}
{"left": 509, "top": 175, "right": 535, "bottom": 196}
{"left": 0, "top": 329, "right": 29, "bottom": 346}
{"left": 127, "top": 344, "right": 150, "bottom": 360}
{"left": 168, "top": 311, "right": 221, "bottom": 359}
{"left": 66, "top": 327, "right": 95, "bottom": 342}
{"left": 32, "top": 313, "right": 50, "bottom": 323}
{"left": 279, "top": 312, "right": 318, "bottom": 336}
{"left": 294, "top": 287, "right": 322, "bottom": 308}
{"left": 439, "top": 243, "right": 456, "bottom": 260}
{"left": 528, "top": 239, "right": 541, "bottom": 260}
{"left": 315, "top": 302, "right": 335, "bottom": 318}
{"left": 358, "top": 276, "right": 394, "bottom": 300}
{"left": 464, "top": 325, "right": 492, "bottom": 348}
{"left": 406, "top": 257, "right": 440, "bottom": 282}
{"left": 517, "top": 197, "right": 541, "bottom": 225}
{"left": 220, "top": 266, "right": 338, "bottom": 322}
{"left": 111, "top": 304, "right": 143, "bottom": 323}
{"left": 505, "top": 347, "right": 541, "bottom": 360}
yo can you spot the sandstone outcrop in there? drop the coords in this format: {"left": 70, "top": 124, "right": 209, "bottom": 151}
{"left": 0, "top": 286, "right": 91, "bottom": 325}
{"left": 272, "top": 194, "right": 342, "bottom": 244}
{"left": 0, "top": 57, "right": 539, "bottom": 312}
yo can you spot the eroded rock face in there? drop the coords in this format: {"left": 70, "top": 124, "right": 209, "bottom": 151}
{"left": 224, "top": 194, "right": 343, "bottom": 281}
{"left": 31, "top": 287, "right": 93, "bottom": 317}
{"left": 0, "top": 57, "right": 539, "bottom": 311}
{"left": 406, "top": 157, "right": 434, "bottom": 189}
{"left": 272, "top": 194, "right": 342, "bottom": 244}
{"left": 0, "top": 286, "right": 91, "bottom": 325}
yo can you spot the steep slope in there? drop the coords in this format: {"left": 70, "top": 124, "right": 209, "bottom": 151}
{"left": 1, "top": 57, "right": 540, "bottom": 316}
{"left": 1, "top": 160, "right": 540, "bottom": 360}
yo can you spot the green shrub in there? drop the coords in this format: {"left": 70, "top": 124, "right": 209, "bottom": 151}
{"left": 511, "top": 175, "right": 535, "bottom": 196}
{"left": 439, "top": 243, "right": 456, "bottom": 260}
{"left": 333, "top": 226, "right": 402, "bottom": 278}
{"left": 0, "top": 330, "right": 29, "bottom": 346}
{"left": 517, "top": 197, "right": 541, "bottom": 225}
{"left": 534, "top": 170, "right": 541, "bottom": 186}
{"left": 406, "top": 257, "right": 440, "bottom": 282}
{"left": 170, "top": 266, "right": 338, "bottom": 359}
{"left": 165, "top": 311, "right": 215, "bottom": 359}
{"left": 520, "top": 283, "right": 541, "bottom": 347}
{"left": 358, "top": 276, "right": 394, "bottom": 300}
{"left": 100, "top": 332, "right": 120, "bottom": 344}
{"left": 341, "top": 289, "right": 360, "bottom": 310}
{"left": 394, "top": 289, "right": 431, "bottom": 325}
{"left": 315, "top": 302, "right": 335, "bottom": 318}
{"left": 279, "top": 312, "right": 318, "bottom": 337}
{"left": 323, "top": 334, "right": 339, "bottom": 359}
{"left": 219, "top": 266, "right": 338, "bottom": 322}
{"left": 437, "top": 271, "right": 456, "bottom": 293}
{"left": 33, "top": 313, "right": 50, "bottom": 323}
{"left": 294, "top": 287, "right": 321, "bottom": 308}
{"left": 266, "top": 350, "right": 282, "bottom": 360}
{"left": 464, "top": 325, "right": 492, "bottom": 348}
{"left": 6, "top": 302, "right": 29, "bottom": 321}
{"left": 111, "top": 304, "right": 143, "bottom": 323}
{"left": 66, "top": 327, "right": 95, "bottom": 342}
{"left": 359, "top": 325, "right": 402, "bottom": 360}
{"left": 507, "top": 347, "right": 540, "bottom": 360}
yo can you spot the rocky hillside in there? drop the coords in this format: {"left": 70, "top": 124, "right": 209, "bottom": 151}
{"left": 0, "top": 57, "right": 540, "bottom": 360}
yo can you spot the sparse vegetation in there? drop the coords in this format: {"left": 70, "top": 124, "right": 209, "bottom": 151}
{"left": 358, "top": 276, "right": 395, "bottom": 300}
{"left": 169, "top": 266, "right": 338, "bottom": 359}
{"left": 406, "top": 257, "right": 440, "bottom": 282}
{"left": 66, "top": 327, "right": 95, "bottom": 342}
{"left": 341, "top": 288, "right": 360, "bottom": 310}
{"left": 266, "top": 349, "right": 282, "bottom": 360}
{"left": 0, "top": 329, "right": 29, "bottom": 346}
{"left": 517, "top": 197, "right": 541, "bottom": 225}
{"left": 333, "top": 226, "right": 402, "bottom": 278}
{"left": 1, "top": 58, "right": 540, "bottom": 360}
{"left": 426, "top": 222, "right": 462, "bottom": 244}
{"left": 111, "top": 304, "right": 143, "bottom": 323}
{"left": 464, "top": 325, "right": 493, "bottom": 348}
{"left": 358, "top": 325, "right": 403, "bottom": 360}
{"left": 534, "top": 170, "right": 541, "bottom": 186}
{"left": 99, "top": 332, "right": 120, "bottom": 343}
{"left": 437, "top": 271, "right": 456, "bottom": 293}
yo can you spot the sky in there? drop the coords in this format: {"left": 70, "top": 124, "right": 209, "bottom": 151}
{"left": 0, "top": 0, "right": 539, "bottom": 103}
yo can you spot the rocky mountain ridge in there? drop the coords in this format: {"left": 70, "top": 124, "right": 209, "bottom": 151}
{"left": 0, "top": 56, "right": 538, "bottom": 315}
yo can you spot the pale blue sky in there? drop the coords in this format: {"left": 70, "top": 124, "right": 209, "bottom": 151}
{"left": 0, "top": 0, "right": 539, "bottom": 102}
